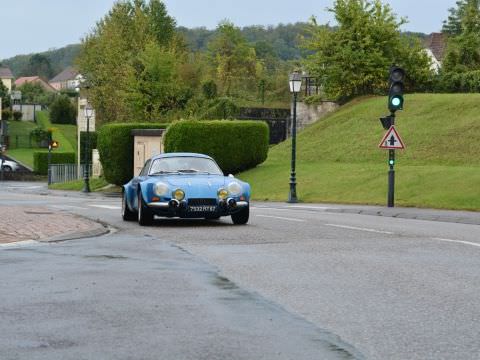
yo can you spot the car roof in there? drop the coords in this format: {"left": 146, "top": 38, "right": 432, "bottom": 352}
{"left": 151, "top": 153, "right": 213, "bottom": 161}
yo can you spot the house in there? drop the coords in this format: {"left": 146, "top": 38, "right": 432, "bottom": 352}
{"left": 424, "top": 32, "right": 447, "bottom": 73}
{"left": 0, "top": 66, "right": 14, "bottom": 92}
{"left": 49, "top": 67, "right": 83, "bottom": 91}
{"left": 15, "top": 76, "right": 56, "bottom": 92}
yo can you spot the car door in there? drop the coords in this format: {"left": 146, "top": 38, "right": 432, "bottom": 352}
{"left": 132, "top": 159, "right": 151, "bottom": 209}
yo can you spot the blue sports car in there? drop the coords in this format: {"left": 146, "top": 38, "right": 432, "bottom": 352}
{"left": 122, "top": 153, "right": 251, "bottom": 226}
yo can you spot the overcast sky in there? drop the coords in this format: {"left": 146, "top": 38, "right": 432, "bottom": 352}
{"left": 0, "top": 0, "right": 457, "bottom": 60}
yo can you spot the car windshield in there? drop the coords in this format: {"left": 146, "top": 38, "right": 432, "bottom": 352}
{"left": 149, "top": 157, "right": 223, "bottom": 176}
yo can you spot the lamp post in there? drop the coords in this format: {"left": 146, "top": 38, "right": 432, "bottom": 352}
{"left": 288, "top": 72, "right": 302, "bottom": 203}
{"left": 82, "top": 103, "right": 94, "bottom": 193}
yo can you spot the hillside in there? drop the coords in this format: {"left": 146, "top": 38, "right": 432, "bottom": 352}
{"left": 1, "top": 44, "right": 81, "bottom": 78}
{"left": 238, "top": 94, "right": 480, "bottom": 210}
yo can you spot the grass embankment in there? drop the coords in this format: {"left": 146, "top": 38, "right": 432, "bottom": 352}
{"left": 8, "top": 111, "right": 77, "bottom": 168}
{"left": 238, "top": 94, "right": 480, "bottom": 211}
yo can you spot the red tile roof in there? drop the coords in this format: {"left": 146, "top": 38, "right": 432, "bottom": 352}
{"left": 15, "top": 76, "right": 56, "bottom": 92}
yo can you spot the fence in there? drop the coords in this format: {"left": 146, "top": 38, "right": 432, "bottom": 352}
{"left": 5, "top": 135, "right": 43, "bottom": 149}
{"left": 49, "top": 164, "right": 93, "bottom": 184}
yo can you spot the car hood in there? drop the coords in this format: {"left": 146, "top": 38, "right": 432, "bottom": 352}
{"left": 162, "top": 174, "right": 227, "bottom": 188}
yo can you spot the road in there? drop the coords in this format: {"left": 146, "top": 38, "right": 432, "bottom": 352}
{"left": 1, "top": 182, "right": 480, "bottom": 359}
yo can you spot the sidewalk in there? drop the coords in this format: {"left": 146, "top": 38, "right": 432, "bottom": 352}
{"left": 0, "top": 206, "right": 107, "bottom": 244}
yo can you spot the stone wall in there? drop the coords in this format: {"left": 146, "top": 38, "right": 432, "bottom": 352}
{"left": 293, "top": 101, "right": 339, "bottom": 132}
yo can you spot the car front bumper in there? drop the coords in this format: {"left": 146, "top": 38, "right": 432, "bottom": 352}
{"left": 147, "top": 199, "right": 248, "bottom": 218}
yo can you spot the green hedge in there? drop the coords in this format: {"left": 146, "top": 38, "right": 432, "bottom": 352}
{"left": 164, "top": 120, "right": 269, "bottom": 174}
{"left": 80, "top": 131, "right": 98, "bottom": 164}
{"left": 33, "top": 151, "right": 76, "bottom": 175}
{"left": 97, "top": 123, "right": 168, "bottom": 186}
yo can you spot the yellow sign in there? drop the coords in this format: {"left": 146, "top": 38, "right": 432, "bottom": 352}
{"left": 51, "top": 141, "right": 59, "bottom": 149}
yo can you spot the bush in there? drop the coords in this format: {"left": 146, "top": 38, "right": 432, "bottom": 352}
{"left": 33, "top": 151, "right": 75, "bottom": 175}
{"left": 97, "top": 123, "right": 168, "bottom": 186}
{"left": 435, "top": 70, "right": 480, "bottom": 92}
{"left": 30, "top": 128, "right": 50, "bottom": 147}
{"left": 50, "top": 95, "right": 77, "bottom": 124}
{"left": 80, "top": 131, "right": 98, "bottom": 164}
{"left": 1, "top": 109, "right": 11, "bottom": 120}
{"left": 12, "top": 110, "right": 22, "bottom": 121}
{"left": 202, "top": 80, "right": 218, "bottom": 99}
{"left": 164, "top": 120, "right": 269, "bottom": 174}
{"left": 199, "top": 97, "right": 239, "bottom": 119}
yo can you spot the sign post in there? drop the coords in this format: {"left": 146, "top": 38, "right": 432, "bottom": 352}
{"left": 378, "top": 123, "right": 405, "bottom": 207}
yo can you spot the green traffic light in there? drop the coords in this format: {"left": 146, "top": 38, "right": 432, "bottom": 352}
{"left": 389, "top": 159, "right": 395, "bottom": 166}
{"left": 389, "top": 95, "right": 403, "bottom": 111}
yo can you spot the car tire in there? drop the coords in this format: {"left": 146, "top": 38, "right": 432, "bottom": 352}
{"left": 138, "top": 190, "right": 153, "bottom": 226}
{"left": 122, "top": 191, "right": 137, "bottom": 221}
{"left": 231, "top": 206, "right": 249, "bottom": 225}
{"left": 2, "top": 166, "right": 12, "bottom": 172}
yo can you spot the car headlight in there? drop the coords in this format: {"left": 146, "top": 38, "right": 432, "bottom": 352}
{"left": 154, "top": 182, "right": 169, "bottom": 196}
{"left": 227, "top": 182, "right": 242, "bottom": 196}
{"left": 218, "top": 188, "right": 228, "bottom": 200}
{"left": 173, "top": 189, "right": 185, "bottom": 201}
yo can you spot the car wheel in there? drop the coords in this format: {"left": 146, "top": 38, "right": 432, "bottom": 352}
{"left": 2, "top": 166, "right": 12, "bottom": 172}
{"left": 138, "top": 190, "right": 153, "bottom": 226}
{"left": 122, "top": 191, "right": 137, "bottom": 221}
{"left": 231, "top": 206, "right": 249, "bottom": 225}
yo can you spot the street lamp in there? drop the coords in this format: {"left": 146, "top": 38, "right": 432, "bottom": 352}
{"left": 82, "top": 103, "right": 94, "bottom": 193}
{"left": 288, "top": 72, "right": 302, "bottom": 203}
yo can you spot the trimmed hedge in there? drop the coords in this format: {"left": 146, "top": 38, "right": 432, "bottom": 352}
{"left": 164, "top": 120, "right": 269, "bottom": 174}
{"left": 33, "top": 151, "right": 75, "bottom": 175}
{"left": 97, "top": 123, "right": 168, "bottom": 186}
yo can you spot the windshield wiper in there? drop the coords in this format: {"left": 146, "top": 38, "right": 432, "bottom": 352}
{"left": 150, "top": 171, "right": 179, "bottom": 175}
{"left": 178, "top": 169, "right": 199, "bottom": 173}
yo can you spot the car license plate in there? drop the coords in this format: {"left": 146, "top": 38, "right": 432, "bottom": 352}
{"left": 188, "top": 205, "right": 217, "bottom": 212}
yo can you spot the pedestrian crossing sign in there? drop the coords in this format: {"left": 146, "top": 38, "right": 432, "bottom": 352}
{"left": 379, "top": 126, "right": 405, "bottom": 150}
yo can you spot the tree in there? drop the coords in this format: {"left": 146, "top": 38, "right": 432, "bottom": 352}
{"left": 303, "top": 0, "right": 432, "bottom": 101}
{"left": 443, "top": 0, "right": 469, "bottom": 36}
{"left": 49, "top": 95, "right": 77, "bottom": 124}
{"left": 21, "top": 54, "right": 54, "bottom": 79}
{"left": 208, "top": 21, "right": 260, "bottom": 96}
{"left": 17, "top": 82, "right": 56, "bottom": 107}
{"left": 443, "top": 0, "right": 480, "bottom": 72}
{"left": 0, "top": 81, "right": 10, "bottom": 109}
{"left": 77, "top": 0, "right": 180, "bottom": 124}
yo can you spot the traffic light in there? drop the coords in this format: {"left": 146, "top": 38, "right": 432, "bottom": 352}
{"left": 388, "top": 66, "right": 405, "bottom": 113}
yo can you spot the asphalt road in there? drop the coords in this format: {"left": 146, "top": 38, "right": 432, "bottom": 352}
{"left": 1, "top": 182, "right": 480, "bottom": 360}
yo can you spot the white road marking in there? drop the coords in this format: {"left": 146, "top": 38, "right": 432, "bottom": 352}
{"left": 89, "top": 205, "right": 121, "bottom": 210}
{"left": 325, "top": 224, "right": 394, "bottom": 235}
{"left": 256, "top": 214, "right": 306, "bottom": 222}
{"left": 287, "top": 205, "right": 333, "bottom": 210}
{"left": 432, "top": 238, "right": 480, "bottom": 248}
{"left": 252, "top": 207, "right": 290, "bottom": 211}
{"left": 0, "top": 240, "right": 39, "bottom": 248}
{"left": 50, "top": 205, "right": 87, "bottom": 210}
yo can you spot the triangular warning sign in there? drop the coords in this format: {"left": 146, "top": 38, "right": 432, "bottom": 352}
{"left": 379, "top": 126, "right": 405, "bottom": 150}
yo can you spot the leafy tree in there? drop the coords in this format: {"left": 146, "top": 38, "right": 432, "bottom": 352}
{"left": 303, "top": 0, "right": 432, "bottom": 101}
{"left": 443, "top": 0, "right": 480, "bottom": 72}
{"left": 21, "top": 54, "right": 54, "bottom": 79}
{"left": 443, "top": 0, "right": 470, "bottom": 36}
{"left": 78, "top": 0, "right": 180, "bottom": 124}
{"left": 0, "top": 80, "right": 10, "bottom": 109}
{"left": 17, "top": 82, "right": 56, "bottom": 106}
{"left": 49, "top": 95, "right": 77, "bottom": 124}
{"left": 208, "top": 21, "right": 260, "bottom": 96}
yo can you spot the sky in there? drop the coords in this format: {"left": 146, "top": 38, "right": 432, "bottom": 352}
{"left": 0, "top": 0, "right": 458, "bottom": 60}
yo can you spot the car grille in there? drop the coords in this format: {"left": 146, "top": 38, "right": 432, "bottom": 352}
{"left": 188, "top": 198, "right": 217, "bottom": 206}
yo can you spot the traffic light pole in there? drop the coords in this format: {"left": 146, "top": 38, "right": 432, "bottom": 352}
{"left": 387, "top": 113, "right": 396, "bottom": 208}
